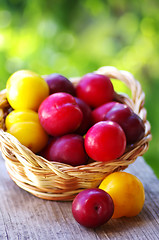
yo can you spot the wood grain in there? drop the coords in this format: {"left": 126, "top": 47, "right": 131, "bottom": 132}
{"left": 0, "top": 154, "right": 158, "bottom": 240}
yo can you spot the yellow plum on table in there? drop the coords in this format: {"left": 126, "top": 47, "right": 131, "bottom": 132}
{"left": 99, "top": 172, "right": 145, "bottom": 218}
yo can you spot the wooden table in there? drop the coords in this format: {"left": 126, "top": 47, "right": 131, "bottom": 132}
{"left": 0, "top": 153, "right": 158, "bottom": 240}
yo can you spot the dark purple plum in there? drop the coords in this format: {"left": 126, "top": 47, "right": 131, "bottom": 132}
{"left": 40, "top": 134, "right": 88, "bottom": 166}
{"left": 121, "top": 113, "right": 145, "bottom": 145}
{"left": 104, "top": 103, "right": 145, "bottom": 144}
{"left": 45, "top": 73, "right": 76, "bottom": 96}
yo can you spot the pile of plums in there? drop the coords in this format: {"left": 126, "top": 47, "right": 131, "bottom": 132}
{"left": 39, "top": 72, "right": 145, "bottom": 166}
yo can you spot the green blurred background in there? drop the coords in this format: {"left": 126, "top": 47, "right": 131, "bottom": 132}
{"left": 0, "top": 0, "right": 158, "bottom": 177}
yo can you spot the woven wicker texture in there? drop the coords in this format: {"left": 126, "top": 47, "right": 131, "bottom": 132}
{"left": 0, "top": 66, "right": 152, "bottom": 200}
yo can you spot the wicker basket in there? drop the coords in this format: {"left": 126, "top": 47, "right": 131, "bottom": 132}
{"left": 0, "top": 66, "right": 152, "bottom": 201}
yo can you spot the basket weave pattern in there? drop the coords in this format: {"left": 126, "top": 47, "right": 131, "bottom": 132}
{"left": 0, "top": 66, "right": 152, "bottom": 200}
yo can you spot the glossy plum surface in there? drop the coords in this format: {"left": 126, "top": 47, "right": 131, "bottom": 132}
{"left": 122, "top": 113, "right": 145, "bottom": 144}
{"left": 72, "top": 188, "right": 114, "bottom": 228}
{"left": 38, "top": 92, "right": 83, "bottom": 136}
{"left": 76, "top": 73, "right": 114, "bottom": 108}
{"left": 84, "top": 121, "right": 126, "bottom": 162}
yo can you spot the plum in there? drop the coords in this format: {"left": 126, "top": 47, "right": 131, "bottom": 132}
{"left": 40, "top": 134, "right": 88, "bottom": 166}
{"left": 104, "top": 103, "right": 145, "bottom": 144}
{"left": 45, "top": 73, "right": 76, "bottom": 96}
{"left": 76, "top": 73, "right": 114, "bottom": 108}
{"left": 38, "top": 92, "right": 83, "bottom": 136}
{"left": 84, "top": 121, "right": 126, "bottom": 162}
{"left": 72, "top": 188, "right": 114, "bottom": 228}
{"left": 91, "top": 101, "right": 118, "bottom": 124}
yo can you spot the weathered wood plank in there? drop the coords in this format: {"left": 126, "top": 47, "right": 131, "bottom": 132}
{"left": 0, "top": 154, "right": 159, "bottom": 240}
